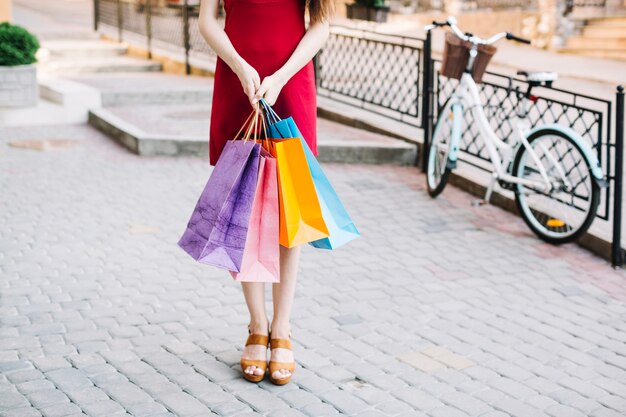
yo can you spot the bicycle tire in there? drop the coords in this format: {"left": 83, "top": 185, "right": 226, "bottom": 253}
{"left": 512, "top": 128, "right": 600, "bottom": 244}
{"left": 426, "top": 98, "right": 455, "bottom": 197}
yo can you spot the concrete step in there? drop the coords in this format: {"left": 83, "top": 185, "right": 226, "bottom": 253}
{"left": 582, "top": 25, "right": 626, "bottom": 38}
{"left": 68, "top": 72, "right": 213, "bottom": 106}
{"left": 39, "top": 56, "right": 162, "bottom": 75}
{"left": 0, "top": 97, "right": 86, "bottom": 126}
{"left": 87, "top": 105, "right": 418, "bottom": 165}
{"left": 32, "top": 30, "right": 100, "bottom": 41}
{"left": 559, "top": 48, "right": 626, "bottom": 61}
{"left": 586, "top": 16, "right": 626, "bottom": 27}
{"left": 41, "top": 40, "right": 128, "bottom": 58}
{"left": 566, "top": 36, "right": 626, "bottom": 49}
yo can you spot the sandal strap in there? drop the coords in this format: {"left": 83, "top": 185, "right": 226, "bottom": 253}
{"left": 246, "top": 334, "right": 269, "bottom": 346}
{"left": 270, "top": 338, "right": 292, "bottom": 350}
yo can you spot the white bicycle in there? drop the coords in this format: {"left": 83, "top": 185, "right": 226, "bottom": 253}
{"left": 425, "top": 17, "right": 608, "bottom": 244}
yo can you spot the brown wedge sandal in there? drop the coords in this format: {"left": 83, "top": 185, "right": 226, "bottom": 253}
{"left": 240, "top": 324, "right": 269, "bottom": 383}
{"left": 268, "top": 330, "right": 295, "bottom": 385}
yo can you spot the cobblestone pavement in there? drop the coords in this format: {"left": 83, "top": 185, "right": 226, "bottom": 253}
{"left": 2, "top": 124, "right": 626, "bottom": 417}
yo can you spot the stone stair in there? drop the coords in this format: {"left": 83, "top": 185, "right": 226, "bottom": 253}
{"left": 38, "top": 37, "right": 162, "bottom": 75}
{"left": 561, "top": 16, "right": 626, "bottom": 61}
{"left": 19, "top": 33, "right": 418, "bottom": 165}
{"left": 82, "top": 73, "right": 418, "bottom": 165}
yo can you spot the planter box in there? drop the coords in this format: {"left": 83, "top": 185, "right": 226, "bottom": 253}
{"left": 368, "top": 6, "right": 390, "bottom": 22}
{"left": 346, "top": 3, "right": 369, "bottom": 20}
{"left": 346, "top": 3, "right": 390, "bottom": 22}
{"left": 0, "top": 65, "right": 38, "bottom": 108}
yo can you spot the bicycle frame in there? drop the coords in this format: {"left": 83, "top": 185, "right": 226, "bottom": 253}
{"left": 446, "top": 72, "right": 554, "bottom": 200}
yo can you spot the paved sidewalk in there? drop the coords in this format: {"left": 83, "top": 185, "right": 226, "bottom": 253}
{"left": 2, "top": 124, "right": 626, "bottom": 417}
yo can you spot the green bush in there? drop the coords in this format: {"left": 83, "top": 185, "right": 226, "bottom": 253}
{"left": 0, "top": 22, "right": 40, "bottom": 66}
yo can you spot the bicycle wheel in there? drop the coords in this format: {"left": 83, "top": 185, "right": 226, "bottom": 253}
{"left": 426, "top": 99, "right": 455, "bottom": 197}
{"left": 512, "top": 128, "right": 600, "bottom": 244}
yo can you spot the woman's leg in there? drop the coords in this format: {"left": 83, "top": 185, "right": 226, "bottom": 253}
{"left": 241, "top": 282, "right": 269, "bottom": 376}
{"left": 270, "top": 244, "right": 301, "bottom": 381}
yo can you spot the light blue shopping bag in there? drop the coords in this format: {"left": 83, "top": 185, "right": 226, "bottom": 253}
{"left": 259, "top": 99, "right": 360, "bottom": 250}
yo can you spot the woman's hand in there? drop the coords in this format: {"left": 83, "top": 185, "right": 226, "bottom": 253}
{"left": 254, "top": 73, "right": 287, "bottom": 106}
{"left": 234, "top": 59, "right": 261, "bottom": 107}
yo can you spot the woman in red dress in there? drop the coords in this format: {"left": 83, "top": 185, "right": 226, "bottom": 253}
{"left": 198, "top": 0, "right": 333, "bottom": 385}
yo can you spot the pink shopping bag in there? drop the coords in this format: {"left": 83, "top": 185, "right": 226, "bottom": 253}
{"left": 230, "top": 148, "right": 280, "bottom": 283}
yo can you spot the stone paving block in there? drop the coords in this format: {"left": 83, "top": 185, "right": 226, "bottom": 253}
{"left": 374, "top": 399, "right": 414, "bottom": 414}
{"left": 396, "top": 352, "right": 446, "bottom": 373}
{"left": 492, "top": 397, "right": 543, "bottom": 417}
{"left": 235, "top": 388, "right": 290, "bottom": 414}
{"left": 393, "top": 386, "right": 442, "bottom": 411}
{"left": 546, "top": 404, "right": 587, "bottom": 417}
{"left": 267, "top": 409, "right": 308, "bottom": 417}
{"left": 559, "top": 376, "right": 609, "bottom": 399}
{"left": 16, "top": 379, "right": 56, "bottom": 394}
{"left": 160, "top": 391, "right": 212, "bottom": 416}
{"left": 489, "top": 376, "right": 538, "bottom": 400}
{"left": 0, "top": 407, "right": 43, "bottom": 417}
{"left": 6, "top": 369, "right": 44, "bottom": 384}
{"left": 65, "top": 386, "right": 110, "bottom": 404}
{"left": 278, "top": 388, "right": 322, "bottom": 408}
{"left": 440, "top": 390, "right": 493, "bottom": 416}
{"left": 26, "top": 389, "right": 70, "bottom": 408}
{"left": 299, "top": 402, "right": 341, "bottom": 416}
{"left": 31, "top": 357, "right": 71, "bottom": 373}
{"left": 210, "top": 400, "right": 254, "bottom": 416}
{"left": 193, "top": 360, "right": 239, "bottom": 383}
{"left": 0, "top": 390, "right": 31, "bottom": 410}
{"left": 295, "top": 375, "right": 337, "bottom": 394}
{"left": 0, "top": 360, "right": 34, "bottom": 374}
{"left": 318, "top": 388, "right": 370, "bottom": 415}
{"left": 80, "top": 399, "right": 126, "bottom": 417}
{"left": 426, "top": 405, "right": 470, "bottom": 417}
{"left": 45, "top": 367, "right": 93, "bottom": 391}
{"left": 598, "top": 394, "right": 626, "bottom": 412}
{"left": 39, "top": 402, "right": 82, "bottom": 417}
{"left": 590, "top": 407, "right": 626, "bottom": 417}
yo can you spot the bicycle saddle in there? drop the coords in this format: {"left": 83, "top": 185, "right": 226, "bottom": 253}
{"left": 517, "top": 70, "right": 558, "bottom": 83}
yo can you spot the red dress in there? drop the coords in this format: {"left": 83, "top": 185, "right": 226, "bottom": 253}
{"left": 208, "top": 0, "right": 318, "bottom": 166}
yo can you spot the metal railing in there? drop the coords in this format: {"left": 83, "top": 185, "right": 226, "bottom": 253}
{"left": 460, "top": 0, "right": 536, "bottom": 10}
{"left": 93, "top": 0, "right": 625, "bottom": 266}
{"left": 315, "top": 25, "right": 424, "bottom": 127}
{"left": 94, "top": 0, "right": 218, "bottom": 74}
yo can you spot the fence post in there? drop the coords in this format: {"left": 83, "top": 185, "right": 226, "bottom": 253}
{"left": 612, "top": 85, "right": 625, "bottom": 268}
{"left": 94, "top": 0, "right": 99, "bottom": 31}
{"left": 146, "top": 0, "right": 152, "bottom": 59}
{"left": 116, "top": 0, "right": 123, "bottom": 42}
{"left": 421, "top": 29, "right": 433, "bottom": 172}
{"left": 183, "top": 0, "right": 191, "bottom": 75}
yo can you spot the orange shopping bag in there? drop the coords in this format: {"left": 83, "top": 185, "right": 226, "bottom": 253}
{"left": 230, "top": 148, "right": 280, "bottom": 282}
{"left": 265, "top": 136, "right": 329, "bottom": 248}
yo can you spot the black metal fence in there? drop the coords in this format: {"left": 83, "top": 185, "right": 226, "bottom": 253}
{"left": 460, "top": 0, "right": 536, "bottom": 10}
{"left": 93, "top": 1, "right": 625, "bottom": 266}
{"left": 315, "top": 26, "right": 424, "bottom": 127}
{"left": 94, "top": 0, "right": 218, "bottom": 73}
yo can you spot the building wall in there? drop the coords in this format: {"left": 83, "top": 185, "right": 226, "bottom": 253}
{"left": 0, "top": 0, "right": 12, "bottom": 21}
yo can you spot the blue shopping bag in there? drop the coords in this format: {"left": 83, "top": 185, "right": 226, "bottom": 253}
{"left": 259, "top": 99, "right": 360, "bottom": 250}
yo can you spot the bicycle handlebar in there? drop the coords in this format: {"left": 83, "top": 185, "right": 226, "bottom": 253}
{"left": 506, "top": 32, "right": 532, "bottom": 45}
{"left": 425, "top": 16, "right": 531, "bottom": 46}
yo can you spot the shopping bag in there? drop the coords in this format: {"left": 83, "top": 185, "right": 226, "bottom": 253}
{"left": 230, "top": 147, "right": 280, "bottom": 283}
{"left": 260, "top": 99, "right": 360, "bottom": 250}
{"left": 264, "top": 133, "right": 329, "bottom": 248}
{"left": 177, "top": 109, "right": 263, "bottom": 271}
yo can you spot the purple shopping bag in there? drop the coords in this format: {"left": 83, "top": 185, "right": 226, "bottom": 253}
{"left": 177, "top": 139, "right": 262, "bottom": 272}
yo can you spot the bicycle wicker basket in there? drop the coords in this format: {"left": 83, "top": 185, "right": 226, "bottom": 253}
{"left": 440, "top": 31, "right": 497, "bottom": 83}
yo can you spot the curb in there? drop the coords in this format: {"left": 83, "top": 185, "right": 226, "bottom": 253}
{"left": 88, "top": 107, "right": 418, "bottom": 165}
